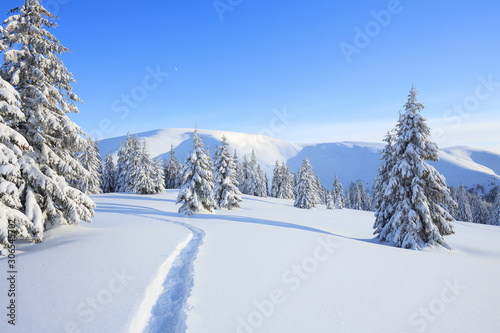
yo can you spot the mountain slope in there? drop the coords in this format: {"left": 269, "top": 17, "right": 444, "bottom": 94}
{"left": 97, "top": 128, "right": 500, "bottom": 191}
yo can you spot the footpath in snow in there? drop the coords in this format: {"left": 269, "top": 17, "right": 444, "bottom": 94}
{"left": 1, "top": 191, "right": 499, "bottom": 333}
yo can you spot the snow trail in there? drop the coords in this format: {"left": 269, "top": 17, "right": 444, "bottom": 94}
{"left": 127, "top": 213, "right": 205, "bottom": 333}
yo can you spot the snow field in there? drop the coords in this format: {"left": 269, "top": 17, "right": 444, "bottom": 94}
{"left": 1, "top": 191, "right": 499, "bottom": 333}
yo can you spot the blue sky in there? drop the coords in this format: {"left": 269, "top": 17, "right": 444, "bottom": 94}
{"left": 2, "top": 0, "right": 500, "bottom": 152}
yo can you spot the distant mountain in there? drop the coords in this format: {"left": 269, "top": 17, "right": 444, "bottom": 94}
{"left": 97, "top": 128, "right": 500, "bottom": 192}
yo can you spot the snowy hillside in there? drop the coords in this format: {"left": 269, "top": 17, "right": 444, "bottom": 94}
{"left": 1, "top": 192, "right": 499, "bottom": 332}
{"left": 98, "top": 128, "right": 500, "bottom": 190}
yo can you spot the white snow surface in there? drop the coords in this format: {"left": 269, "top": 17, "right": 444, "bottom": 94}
{"left": 1, "top": 191, "right": 499, "bottom": 333}
{"left": 98, "top": 128, "right": 500, "bottom": 190}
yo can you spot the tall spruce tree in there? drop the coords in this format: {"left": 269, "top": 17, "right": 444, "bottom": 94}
{"left": 152, "top": 158, "right": 166, "bottom": 194}
{"left": 271, "top": 160, "right": 281, "bottom": 198}
{"left": 373, "top": 86, "right": 455, "bottom": 249}
{"left": 494, "top": 194, "right": 500, "bottom": 226}
{"left": 213, "top": 135, "right": 242, "bottom": 209}
{"left": 164, "top": 145, "right": 181, "bottom": 189}
{"left": 333, "top": 174, "right": 344, "bottom": 209}
{"left": 176, "top": 129, "right": 215, "bottom": 215}
{"left": 294, "top": 158, "right": 318, "bottom": 209}
{"left": 0, "top": 53, "right": 33, "bottom": 248}
{"left": 472, "top": 195, "right": 489, "bottom": 225}
{"left": 101, "top": 151, "right": 116, "bottom": 193}
{"left": 77, "top": 137, "right": 102, "bottom": 195}
{"left": 456, "top": 183, "right": 473, "bottom": 222}
{"left": 1, "top": 0, "right": 94, "bottom": 243}
{"left": 280, "top": 163, "right": 295, "bottom": 199}
{"left": 373, "top": 131, "right": 396, "bottom": 234}
{"left": 326, "top": 191, "right": 335, "bottom": 210}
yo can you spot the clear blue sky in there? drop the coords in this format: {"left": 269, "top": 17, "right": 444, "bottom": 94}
{"left": 2, "top": 0, "right": 500, "bottom": 152}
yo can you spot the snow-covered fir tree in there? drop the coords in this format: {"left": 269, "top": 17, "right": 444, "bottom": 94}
{"left": 279, "top": 163, "right": 295, "bottom": 199}
{"left": 373, "top": 86, "right": 455, "bottom": 249}
{"left": 101, "top": 151, "right": 116, "bottom": 193}
{"left": 233, "top": 150, "right": 242, "bottom": 191}
{"left": 257, "top": 164, "right": 268, "bottom": 198}
{"left": 293, "top": 172, "right": 299, "bottom": 198}
{"left": 471, "top": 195, "right": 489, "bottom": 225}
{"left": 326, "top": 191, "right": 335, "bottom": 210}
{"left": 243, "top": 150, "right": 260, "bottom": 196}
{"left": 357, "top": 180, "right": 371, "bottom": 211}
{"left": 344, "top": 188, "right": 351, "bottom": 209}
{"left": 176, "top": 129, "right": 215, "bottom": 215}
{"left": 349, "top": 182, "right": 362, "bottom": 210}
{"left": 315, "top": 174, "right": 326, "bottom": 205}
{"left": 372, "top": 131, "right": 396, "bottom": 234}
{"left": 456, "top": 183, "right": 473, "bottom": 222}
{"left": 213, "top": 135, "right": 242, "bottom": 209}
{"left": 1, "top": 0, "right": 95, "bottom": 243}
{"left": 164, "top": 145, "right": 182, "bottom": 189}
{"left": 132, "top": 140, "right": 158, "bottom": 195}
{"left": 115, "top": 140, "right": 127, "bottom": 193}
{"left": 0, "top": 58, "right": 33, "bottom": 248}
{"left": 271, "top": 160, "right": 281, "bottom": 198}
{"left": 332, "top": 174, "right": 344, "bottom": 209}
{"left": 494, "top": 194, "right": 500, "bottom": 226}
{"left": 239, "top": 154, "right": 249, "bottom": 193}
{"left": 294, "top": 158, "right": 318, "bottom": 209}
{"left": 152, "top": 158, "right": 166, "bottom": 194}
{"left": 77, "top": 137, "right": 102, "bottom": 195}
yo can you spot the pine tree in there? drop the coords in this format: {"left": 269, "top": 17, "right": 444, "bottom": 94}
{"left": 1, "top": 0, "right": 95, "bottom": 242}
{"left": 258, "top": 165, "right": 268, "bottom": 198}
{"left": 271, "top": 160, "right": 281, "bottom": 198}
{"left": 349, "top": 182, "right": 362, "bottom": 210}
{"left": 77, "top": 137, "right": 102, "bottom": 195}
{"left": 315, "top": 174, "right": 326, "bottom": 205}
{"left": 243, "top": 150, "right": 260, "bottom": 196}
{"left": 326, "top": 191, "right": 335, "bottom": 210}
{"left": 115, "top": 140, "right": 127, "bottom": 193}
{"left": 373, "top": 131, "right": 397, "bottom": 233}
{"left": 456, "top": 183, "right": 473, "bottom": 222}
{"left": 233, "top": 150, "right": 242, "bottom": 191}
{"left": 101, "top": 151, "right": 116, "bottom": 193}
{"left": 213, "top": 135, "right": 242, "bottom": 209}
{"left": 471, "top": 195, "right": 489, "bottom": 225}
{"left": 494, "top": 194, "right": 500, "bottom": 226}
{"left": 357, "top": 180, "right": 371, "bottom": 211}
{"left": 373, "top": 86, "right": 455, "bottom": 249}
{"left": 239, "top": 154, "right": 249, "bottom": 193}
{"left": 164, "top": 145, "right": 181, "bottom": 189}
{"left": 294, "top": 158, "right": 318, "bottom": 209}
{"left": 177, "top": 129, "right": 215, "bottom": 215}
{"left": 332, "top": 174, "right": 344, "bottom": 209}
{"left": 132, "top": 140, "right": 157, "bottom": 195}
{"left": 0, "top": 56, "right": 33, "bottom": 248}
{"left": 280, "top": 163, "right": 295, "bottom": 199}
{"left": 344, "top": 188, "right": 351, "bottom": 209}
{"left": 152, "top": 158, "right": 166, "bottom": 194}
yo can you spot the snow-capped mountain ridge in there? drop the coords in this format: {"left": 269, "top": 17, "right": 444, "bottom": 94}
{"left": 97, "top": 128, "right": 500, "bottom": 191}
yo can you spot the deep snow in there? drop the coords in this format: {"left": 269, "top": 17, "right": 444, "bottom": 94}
{"left": 1, "top": 192, "right": 499, "bottom": 333}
